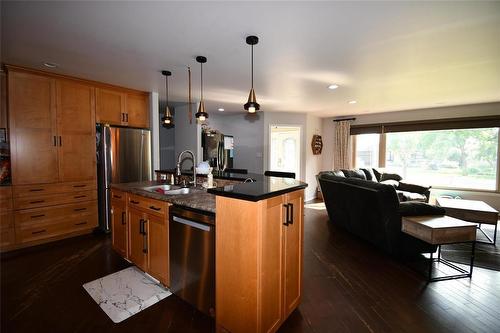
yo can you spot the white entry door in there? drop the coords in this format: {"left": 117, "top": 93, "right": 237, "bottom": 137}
{"left": 270, "top": 126, "right": 301, "bottom": 179}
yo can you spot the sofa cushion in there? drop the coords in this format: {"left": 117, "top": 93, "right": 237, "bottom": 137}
{"left": 380, "top": 172, "right": 403, "bottom": 182}
{"left": 360, "top": 168, "right": 377, "bottom": 181}
{"left": 341, "top": 169, "right": 367, "bottom": 180}
{"left": 396, "top": 190, "right": 427, "bottom": 202}
{"left": 333, "top": 170, "right": 346, "bottom": 177}
{"left": 372, "top": 168, "right": 382, "bottom": 182}
{"left": 399, "top": 202, "right": 445, "bottom": 216}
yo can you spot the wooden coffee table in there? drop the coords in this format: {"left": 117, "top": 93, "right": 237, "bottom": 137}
{"left": 402, "top": 215, "right": 477, "bottom": 282}
{"left": 436, "top": 198, "right": 499, "bottom": 245}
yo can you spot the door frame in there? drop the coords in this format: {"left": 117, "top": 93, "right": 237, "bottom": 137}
{"left": 268, "top": 124, "right": 303, "bottom": 180}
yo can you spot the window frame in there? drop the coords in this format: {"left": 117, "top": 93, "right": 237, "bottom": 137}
{"left": 350, "top": 116, "right": 500, "bottom": 193}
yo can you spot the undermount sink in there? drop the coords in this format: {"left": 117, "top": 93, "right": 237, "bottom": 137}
{"left": 142, "top": 184, "right": 180, "bottom": 194}
{"left": 163, "top": 187, "right": 192, "bottom": 195}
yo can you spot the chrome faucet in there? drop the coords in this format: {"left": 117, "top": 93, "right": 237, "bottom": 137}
{"left": 176, "top": 150, "right": 197, "bottom": 187}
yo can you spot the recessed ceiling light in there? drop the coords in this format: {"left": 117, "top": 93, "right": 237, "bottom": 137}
{"left": 348, "top": 100, "right": 357, "bottom": 104}
{"left": 218, "top": 108, "right": 225, "bottom": 112}
{"left": 328, "top": 84, "right": 339, "bottom": 90}
{"left": 43, "top": 62, "right": 58, "bottom": 68}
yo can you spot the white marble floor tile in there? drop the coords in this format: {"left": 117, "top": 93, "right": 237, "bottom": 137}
{"left": 83, "top": 266, "right": 171, "bottom": 323}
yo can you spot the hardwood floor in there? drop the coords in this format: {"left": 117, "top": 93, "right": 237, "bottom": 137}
{"left": 2, "top": 201, "right": 499, "bottom": 333}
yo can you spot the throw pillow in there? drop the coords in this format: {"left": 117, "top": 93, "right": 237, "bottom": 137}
{"left": 372, "top": 168, "right": 382, "bottom": 182}
{"left": 341, "top": 169, "right": 367, "bottom": 180}
{"left": 380, "top": 179, "right": 399, "bottom": 188}
{"left": 399, "top": 202, "right": 445, "bottom": 216}
{"left": 380, "top": 172, "right": 403, "bottom": 182}
{"left": 360, "top": 168, "right": 377, "bottom": 181}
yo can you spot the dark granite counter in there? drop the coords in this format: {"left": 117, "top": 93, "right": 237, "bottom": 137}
{"left": 111, "top": 181, "right": 215, "bottom": 214}
{"left": 207, "top": 177, "right": 307, "bottom": 202}
{"left": 155, "top": 169, "right": 263, "bottom": 182}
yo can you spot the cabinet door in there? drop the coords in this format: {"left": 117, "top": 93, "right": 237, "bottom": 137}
{"left": 8, "top": 71, "right": 58, "bottom": 185}
{"left": 283, "top": 190, "right": 304, "bottom": 318}
{"left": 262, "top": 195, "right": 285, "bottom": 332}
{"left": 56, "top": 80, "right": 96, "bottom": 182}
{"left": 95, "top": 88, "right": 126, "bottom": 125}
{"left": 111, "top": 200, "right": 127, "bottom": 257}
{"left": 128, "top": 208, "right": 148, "bottom": 271}
{"left": 147, "top": 211, "right": 169, "bottom": 286}
{"left": 126, "top": 93, "right": 149, "bottom": 129}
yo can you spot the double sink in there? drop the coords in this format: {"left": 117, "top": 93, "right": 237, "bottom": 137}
{"left": 141, "top": 184, "right": 194, "bottom": 196}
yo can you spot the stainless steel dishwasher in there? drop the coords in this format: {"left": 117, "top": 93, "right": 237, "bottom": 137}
{"left": 169, "top": 206, "right": 215, "bottom": 316}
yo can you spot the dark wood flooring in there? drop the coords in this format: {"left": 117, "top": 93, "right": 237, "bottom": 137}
{"left": 2, "top": 201, "right": 500, "bottom": 333}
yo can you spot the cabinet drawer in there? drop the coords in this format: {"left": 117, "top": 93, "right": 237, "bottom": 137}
{"left": 0, "top": 186, "right": 13, "bottom": 200}
{"left": 15, "top": 201, "right": 97, "bottom": 227}
{"left": 0, "top": 212, "right": 14, "bottom": 230}
{"left": 14, "top": 190, "right": 97, "bottom": 210}
{"left": 128, "top": 194, "right": 167, "bottom": 217}
{"left": 111, "top": 189, "right": 126, "bottom": 203}
{"left": 13, "top": 181, "right": 96, "bottom": 198}
{"left": 16, "top": 210, "right": 97, "bottom": 243}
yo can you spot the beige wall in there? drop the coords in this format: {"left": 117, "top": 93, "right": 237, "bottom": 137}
{"left": 321, "top": 102, "right": 500, "bottom": 210}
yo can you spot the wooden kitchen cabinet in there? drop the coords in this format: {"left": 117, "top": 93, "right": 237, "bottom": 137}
{"left": 96, "top": 88, "right": 149, "bottom": 129}
{"left": 126, "top": 93, "right": 149, "bottom": 129}
{"left": 111, "top": 190, "right": 127, "bottom": 257}
{"left": 216, "top": 189, "right": 304, "bottom": 333}
{"left": 8, "top": 70, "right": 59, "bottom": 185}
{"left": 119, "top": 193, "right": 170, "bottom": 285}
{"left": 95, "top": 88, "right": 127, "bottom": 126}
{"left": 128, "top": 207, "right": 148, "bottom": 272}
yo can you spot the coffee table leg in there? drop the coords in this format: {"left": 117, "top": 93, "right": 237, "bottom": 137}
{"left": 469, "top": 241, "right": 476, "bottom": 278}
{"left": 428, "top": 250, "right": 434, "bottom": 282}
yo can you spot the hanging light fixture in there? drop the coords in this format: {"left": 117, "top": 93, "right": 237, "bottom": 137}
{"left": 244, "top": 35, "right": 260, "bottom": 113}
{"left": 195, "top": 56, "right": 208, "bottom": 122}
{"left": 161, "top": 70, "right": 173, "bottom": 127}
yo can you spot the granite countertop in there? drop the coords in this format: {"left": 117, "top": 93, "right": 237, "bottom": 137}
{"left": 111, "top": 181, "right": 216, "bottom": 213}
{"left": 155, "top": 169, "right": 264, "bottom": 182}
{"left": 207, "top": 177, "right": 308, "bottom": 202}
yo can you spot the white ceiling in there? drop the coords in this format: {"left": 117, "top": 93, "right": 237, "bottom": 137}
{"left": 2, "top": 1, "right": 500, "bottom": 117}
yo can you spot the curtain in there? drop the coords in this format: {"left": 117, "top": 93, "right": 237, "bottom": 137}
{"left": 333, "top": 120, "right": 352, "bottom": 170}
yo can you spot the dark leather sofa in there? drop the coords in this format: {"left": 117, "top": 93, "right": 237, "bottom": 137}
{"left": 317, "top": 171, "right": 444, "bottom": 257}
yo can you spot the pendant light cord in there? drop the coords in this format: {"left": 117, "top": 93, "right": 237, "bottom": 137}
{"left": 200, "top": 62, "right": 203, "bottom": 101}
{"left": 251, "top": 44, "right": 254, "bottom": 89}
{"left": 165, "top": 75, "right": 169, "bottom": 106}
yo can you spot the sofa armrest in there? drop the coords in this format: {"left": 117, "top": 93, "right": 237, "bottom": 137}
{"left": 398, "top": 181, "right": 430, "bottom": 194}
{"left": 399, "top": 202, "right": 445, "bottom": 216}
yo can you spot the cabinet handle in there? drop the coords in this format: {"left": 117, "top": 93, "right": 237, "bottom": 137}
{"left": 29, "top": 200, "right": 45, "bottom": 204}
{"left": 30, "top": 214, "right": 45, "bottom": 219}
{"left": 74, "top": 195, "right": 86, "bottom": 199}
{"left": 32, "top": 229, "right": 46, "bottom": 235}
{"left": 59, "top": 136, "right": 62, "bottom": 146}
{"left": 149, "top": 205, "right": 161, "bottom": 211}
{"left": 130, "top": 200, "right": 139, "bottom": 204}
{"left": 288, "top": 203, "right": 294, "bottom": 225}
{"left": 53, "top": 136, "right": 57, "bottom": 146}
{"left": 29, "top": 188, "right": 44, "bottom": 192}
{"left": 142, "top": 219, "right": 148, "bottom": 254}
{"left": 139, "top": 219, "right": 144, "bottom": 234}
{"left": 121, "top": 212, "right": 126, "bottom": 225}
{"left": 74, "top": 208, "right": 86, "bottom": 212}
{"left": 125, "top": 113, "right": 129, "bottom": 123}
{"left": 74, "top": 221, "right": 87, "bottom": 226}
{"left": 283, "top": 204, "right": 289, "bottom": 226}
{"left": 73, "top": 184, "right": 86, "bottom": 188}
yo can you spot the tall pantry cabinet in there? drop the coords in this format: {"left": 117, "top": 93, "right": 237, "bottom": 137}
{"left": 5, "top": 66, "right": 98, "bottom": 250}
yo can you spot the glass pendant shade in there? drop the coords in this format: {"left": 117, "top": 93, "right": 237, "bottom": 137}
{"left": 244, "top": 35, "right": 260, "bottom": 113}
{"left": 161, "top": 70, "right": 173, "bottom": 127}
{"left": 195, "top": 56, "right": 208, "bottom": 122}
{"left": 195, "top": 100, "right": 208, "bottom": 121}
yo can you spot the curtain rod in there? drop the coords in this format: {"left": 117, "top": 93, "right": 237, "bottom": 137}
{"left": 332, "top": 117, "right": 356, "bottom": 122}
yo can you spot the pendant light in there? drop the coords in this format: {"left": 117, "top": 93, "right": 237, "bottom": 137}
{"left": 244, "top": 35, "right": 260, "bottom": 113}
{"left": 195, "top": 56, "right": 209, "bottom": 122}
{"left": 161, "top": 70, "right": 173, "bottom": 127}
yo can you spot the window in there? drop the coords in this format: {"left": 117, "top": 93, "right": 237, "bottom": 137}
{"left": 354, "top": 133, "right": 379, "bottom": 168}
{"left": 385, "top": 128, "right": 498, "bottom": 190}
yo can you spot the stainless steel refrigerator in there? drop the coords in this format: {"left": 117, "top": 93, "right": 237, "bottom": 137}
{"left": 202, "top": 130, "right": 234, "bottom": 170}
{"left": 96, "top": 124, "right": 152, "bottom": 232}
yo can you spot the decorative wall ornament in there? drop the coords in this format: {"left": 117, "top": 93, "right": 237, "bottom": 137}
{"left": 311, "top": 134, "right": 323, "bottom": 155}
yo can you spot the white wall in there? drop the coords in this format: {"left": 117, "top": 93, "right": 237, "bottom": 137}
{"left": 206, "top": 112, "right": 264, "bottom": 174}
{"left": 305, "top": 114, "right": 323, "bottom": 201}
{"left": 173, "top": 103, "right": 201, "bottom": 169}
{"left": 158, "top": 103, "right": 175, "bottom": 169}
{"left": 150, "top": 92, "right": 160, "bottom": 172}
{"left": 321, "top": 102, "right": 500, "bottom": 210}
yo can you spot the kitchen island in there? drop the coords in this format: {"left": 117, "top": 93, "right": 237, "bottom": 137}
{"left": 111, "top": 173, "right": 307, "bottom": 333}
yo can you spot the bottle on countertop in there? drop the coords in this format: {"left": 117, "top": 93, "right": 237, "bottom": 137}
{"left": 207, "top": 167, "right": 214, "bottom": 188}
